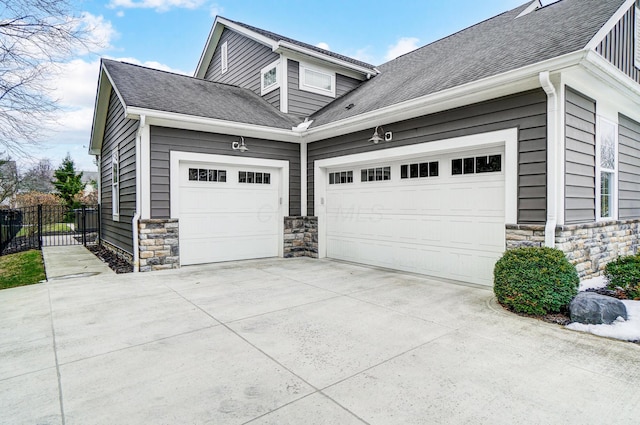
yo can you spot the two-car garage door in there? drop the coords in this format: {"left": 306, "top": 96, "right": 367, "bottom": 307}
{"left": 325, "top": 150, "right": 506, "bottom": 286}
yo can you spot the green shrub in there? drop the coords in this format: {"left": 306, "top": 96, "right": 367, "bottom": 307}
{"left": 604, "top": 255, "right": 640, "bottom": 300}
{"left": 493, "top": 247, "right": 579, "bottom": 316}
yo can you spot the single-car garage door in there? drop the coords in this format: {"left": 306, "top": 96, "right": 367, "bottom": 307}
{"left": 178, "top": 161, "right": 281, "bottom": 265}
{"left": 325, "top": 150, "right": 505, "bottom": 286}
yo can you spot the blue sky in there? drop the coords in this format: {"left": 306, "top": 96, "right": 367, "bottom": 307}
{"left": 25, "top": 0, "right": 533, "bottom": 172}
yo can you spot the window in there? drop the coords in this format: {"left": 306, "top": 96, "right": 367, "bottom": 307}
{"left": 597, "top": 118, "right": 617, "bottom": 219}
{"left": 452, "top": 155, "right": 501, "bottom": 175}
{"left": 329, "top": 171, "right": 353, "bottom": 184}
{"left": 299, "top": 62, "right": 336, "bottom": 97}
{"left": 221, "top": 41, "right": 228, "bottom": 74}
{"left": 188, "top": 168, "right": 227, "bottom": 182}
{"left": 636, "top": 6, "right": 640, "bottom": 69}
{"left": 361, "top": 167, "right": 391, "bottom": 182}
{"left": 261, "top": 60, "right": 280, "bottom": 95}
{"left": 112, "top": 150, "right": 119, "bottom": 220}
{"left": 239, "top": 171, "right": 270, "bottom": 184}
{"left": 401, "top": 162, "right": 439, "bottom": 179}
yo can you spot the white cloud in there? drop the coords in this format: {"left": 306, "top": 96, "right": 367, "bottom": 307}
{"left": 350, "top": 46, "right": 375, "bottom": 65}
{"left": 316, "top": 42, "right": 330, "bottom": 51}
{"left": 116, "top": 10, "right": 125, "bottom": 17}
{"left": 111, "top": 57, "right": 190, "bottom": 75}
{"left": 209, "top": 3, "right": 223, "bottom": 17}
{"left": 384, "top": 37, "right": 420, "bottom": 61}
{"left": 108, "top": 0, "right": 206, "bottom": 12}
{"left": 78, "top": 12, "right": 118, "bottom": 53}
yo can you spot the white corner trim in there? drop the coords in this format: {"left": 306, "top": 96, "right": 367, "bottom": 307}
{"left": 139, "top": 122, "right": 151, "bottom": 220}
{"left": 585, "top": 0, "right": 636, "bottom": 50}
{"left": 313, "top": 128, "right": 519, "bottom": 258}
{"left": 169, "top": 151, "right": 290, "bottom": 220}
{"left": 280, "top": 57, "right": 289, "bottom": 113}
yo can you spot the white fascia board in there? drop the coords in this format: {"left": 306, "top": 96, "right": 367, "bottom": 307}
{"left": 274, "top": 41, "right": 377, "bottom": 78}
{"left": 581, "top": 50, "right": 640, "bottom": 102}
{"left": 126, "top": 107, "right": 304, "bottom": 144}
{"left": 217, "top": 18, "right": 278, "bottom": 49}
{"left": 194, "top": 17, "right": 225, "bottom": 79}
{"left": 88, "top": 64, "right": 128, "bottom": 155}
{"left": 305, "top": 50, "right": 587, "bottom": 143}
{"left": 516, "top": 1, "right": 542, "bottom": 18}
{"left": 585, "top": 0, "right": 636, "bottom": 50}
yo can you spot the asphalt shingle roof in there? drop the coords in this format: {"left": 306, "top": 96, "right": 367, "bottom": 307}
{"left": 224, "top": 17, "right": 377, "bottom": 71}
{"left": 309, "top": 0, "right": 626, "bottom": 126}
{"left": 102, "top": 59, "right": 301, "bottom": 129}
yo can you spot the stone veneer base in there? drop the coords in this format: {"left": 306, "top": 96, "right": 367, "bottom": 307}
{"left": 138, "top": 219, "right": 179, "bottom": 272}
{"left": 284, "top": 216, "right": 318, "bottom": 258}
{"left": 506, "top": 219, "right": 640, "bottom": 278}
{"left": 100, "top": 240, "right": 133, "bottom": 264}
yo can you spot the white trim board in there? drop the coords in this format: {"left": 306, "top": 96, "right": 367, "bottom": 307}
{"left": 313, "top": 128, "right": 519, "bottom": 259}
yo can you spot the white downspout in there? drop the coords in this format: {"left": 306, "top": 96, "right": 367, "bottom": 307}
{"left": 300, "top": 141, "right": 307, "bottom": 216}
{"left": 132, "top": 114, "right": 146, "bottom": 272}
{"left": 540, "top": 71, "right": 558, "bottom": 248}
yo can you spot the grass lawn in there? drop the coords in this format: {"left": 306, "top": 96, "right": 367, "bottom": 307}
{"left": 0, "top": 250, "right": 46, "bottom": 290}
{"left": 16, "top": 223, "right": 72, "bottom": 237}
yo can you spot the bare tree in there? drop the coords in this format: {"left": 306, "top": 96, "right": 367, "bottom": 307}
{"left": 0, "top": 158, "right": 20, "bottom": 205}
{"left": 0, "top": 0, "right": 97, "bottom": 156}
{"left": 20, "top": 158, "right": 54, "bottom": 193}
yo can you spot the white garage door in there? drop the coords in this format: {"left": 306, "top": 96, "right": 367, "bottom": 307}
{"left": 179, "top": 161, "right": 280, "bottom": 265}
{"left": 325, "top": 150, "right": 505, "bottom": 286}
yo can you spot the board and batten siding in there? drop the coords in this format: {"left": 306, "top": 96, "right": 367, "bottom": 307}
{"left": 307, "top": 89, "right": 548, "bottom": 223}
{"left": 100, "top": 88, "right": 137, "bottom": 254}
{"left": 287, "top": 60, "right": 361, "bottom": 117}
{"left": 204, "top": 28, "right": 281, "bottom": 108}
{"left": 564, "top": 87, "right": 596, "bottom": 224}
{"left": 149, "top": 127, "right": 301, "bottom": 218}
{"left": 595, "top": 5, "right": 640, "bottom": 85}
{"left": 618, "top": 114, "right": 640, "bottom": 219}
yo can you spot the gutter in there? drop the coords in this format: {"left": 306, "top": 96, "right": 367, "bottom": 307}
{"left": 539, "top": 72, "right": 558, "bottom": 248}
{"left": 132, "top": 114, "right": 146, "bottom": 273}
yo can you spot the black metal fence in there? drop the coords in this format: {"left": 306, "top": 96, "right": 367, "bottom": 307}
{"left": 0, "top": 204, "right": 100, "bottom": 256}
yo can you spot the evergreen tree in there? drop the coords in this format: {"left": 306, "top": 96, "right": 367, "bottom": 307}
{"left": 52, "top": 154, "right": 85, "bottom": 209}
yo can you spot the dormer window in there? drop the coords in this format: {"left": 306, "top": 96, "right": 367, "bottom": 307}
{"left": 299, "top": 62, "right": 336, "bottom": 97}
{"left": 261, "top": 59, "right": 280, "bottom": 95}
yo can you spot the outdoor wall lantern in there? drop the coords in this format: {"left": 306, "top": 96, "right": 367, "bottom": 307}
{"left": 232, "top": 136, "right": 249, "bottom": 152}
{"left": 368, "top": 126, "right": 392, "bottom": 144}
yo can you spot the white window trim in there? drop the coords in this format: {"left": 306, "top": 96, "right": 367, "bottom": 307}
{"left": 112, "top": 149, "right": 120, "bottom": 221}
{"left": 634, "top": 6, "right": 640, "bottom": 69}
{"left": 595, "top": 116, "right": 618, "bottom": 221}
{"left": 260, "top": 59, "right": 281, "bottom": 96}
{"left": 221, "top": 41, "right": 228, "bottom": 74}
{"left": 299, "top": 62, "right": 336, "bottom": 97}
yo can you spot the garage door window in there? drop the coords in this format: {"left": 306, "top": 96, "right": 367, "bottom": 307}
{"left": 239, "top": 171, "right": 271, "bottom": 184}
{"left": 329, "top": 171, "right": 353, "bottom": 184}
{"left": 189, "top": 168, "right": 227, "bottom": 182}
{"left": 401, "top": 162, "right": 438, "bottom": 179}
{"left": 452, "top": 155, "right": 501, "bottom": 175}
{"left": 361, "top": 166, "right": 391, "bottom": 182}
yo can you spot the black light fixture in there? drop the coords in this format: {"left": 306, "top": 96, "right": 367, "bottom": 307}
{"left": 232, "top": 136, "right": 249, "bottom": 152}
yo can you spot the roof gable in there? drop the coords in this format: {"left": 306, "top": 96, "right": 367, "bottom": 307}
{"left": 194, "top": 16, "right": 378, "bottom": 80}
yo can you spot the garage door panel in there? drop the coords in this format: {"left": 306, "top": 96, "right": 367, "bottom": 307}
{"left": 325, "top": 150, "right": 505, "bottom": 286}
{"left": 179, "top": 161, "right": 280, "bottom": 265}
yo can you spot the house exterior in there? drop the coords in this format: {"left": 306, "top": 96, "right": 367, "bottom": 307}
{"left": 89, "top": 0, "right": 640, "bottom": 286}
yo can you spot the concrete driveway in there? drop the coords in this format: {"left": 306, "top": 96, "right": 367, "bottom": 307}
{"left": 1, "top": 257, "right": 639, "bottom": 424}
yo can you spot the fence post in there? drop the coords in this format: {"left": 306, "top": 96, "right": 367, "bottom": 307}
{"left": 82, "top": 205, "right": 87, "bottom": 246}
{"left": 37, "top": 205, "right": 43, "bottom": 249}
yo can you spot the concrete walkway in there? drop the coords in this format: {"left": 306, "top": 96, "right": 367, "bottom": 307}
{"left": 41, "top": 245, "right": 114, "bottom": 280}
{"left": 1, "top": 258, "right": 639, "bottom": 424}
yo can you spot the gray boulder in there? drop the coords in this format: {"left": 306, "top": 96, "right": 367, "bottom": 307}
{"left": 569, "top": 292, "right": 627, "bottom": 325}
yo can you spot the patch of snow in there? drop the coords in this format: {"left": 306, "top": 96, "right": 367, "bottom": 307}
{"left": 566, "top": 300, "right": 640, "bottom": 342}
{"left": 579, "top": 275, "right": 607, "bottom": 292}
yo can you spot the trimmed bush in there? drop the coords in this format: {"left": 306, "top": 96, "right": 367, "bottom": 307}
{"left": 604, "top": 255, "right": 640, "bottom": 300}
{"left": 494, "top": 247, "right": 579, "bottom": 316}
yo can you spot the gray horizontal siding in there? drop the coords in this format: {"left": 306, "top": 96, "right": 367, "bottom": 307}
{"left": 595, "top": 6, "right": 640, "bottom": 84}
{"left": 100, "top": 88, "right": 138, "bottom": 255}
{"left": 204, "top": 28, "right": 281, "bottom": 107}
{"left": 287, "top": 60, "right": 360, "bottom": 117}
{"left": 149, "top": 127, "right": 301, "bottom": 218}
{"left": 564, "top": 87, "right": 596, "bottom": 224}
{"left": 619, "top": 114, "right": 640, "bottom": 219}
{"left": 307, "top": 89, "right": 548, "bottom": 224}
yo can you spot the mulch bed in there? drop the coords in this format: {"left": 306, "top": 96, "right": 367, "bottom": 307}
{"left": 86, "top": 244, "right": 133, "bottom": 274}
